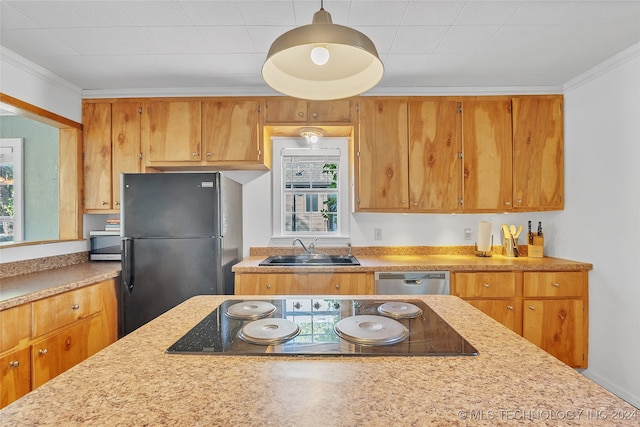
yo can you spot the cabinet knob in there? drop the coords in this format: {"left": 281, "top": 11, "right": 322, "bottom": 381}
{"left": 206, "top": 152, "right": 213, "bottom": 157}
{"left": 401, "top": 200, "right": 406, "bottom": 204}
{"left": 412, "top": 202, "right": 418, "bottom": 206}
{"left": 101, "top": 201, "right": 108, "bottom": 206}
{"left": 114, "top": 201, "right": 120, "bottom": 206}
{"left": 312, "top": 112, "right": 318, "bottom": 118}
{"left": 483, "top": 283, "right": 490, "bottom": 288}
{"left": 516, "top": 199, "right": 523, "bottom": 204}
{"left": 71, "top": 304, "right": 80, "bottom": 310}
{"left": 528, "top": 306, "right": 535, "bottom": 311}
{"left": 266, "top": 283, "right": 272, "bottom": 289}
{"left": 39, "top": 348, "right": 49, "bottom": 355}
{"left": 9, "top": 360, "right": 20, "bottom": 368}
{"left": 552, "top": 283, "right": 560, "bottom": 288}
{"left": 298, "top": 112, "right": 304, "bottom": 118}
{"left": 507, "top": 305, "right": 514, "bottom": 311}
{"left": 335, "top": 284, "right": 340, "bottom": 289}
{"left": 192, "top": 152, "right": 198, "bottom": 157}
{"left": 504, "top": 201, "right": 511, "bottom": 206}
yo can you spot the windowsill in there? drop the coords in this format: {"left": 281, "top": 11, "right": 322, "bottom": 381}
{"left": 269, "top": 235, "right": 351, "bottom": 246}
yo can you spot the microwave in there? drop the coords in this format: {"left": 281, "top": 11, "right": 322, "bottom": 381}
{"left": 89, "top": 231, "right": 121, "bottom": 261}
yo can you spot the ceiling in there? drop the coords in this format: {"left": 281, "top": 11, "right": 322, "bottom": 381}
{"left": 1, "top": 0, "right": 639, "bottom": 96}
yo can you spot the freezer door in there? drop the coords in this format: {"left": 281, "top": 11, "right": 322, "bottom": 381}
{"left": 121, "top": 173, "right": 221, "bottom": 238}
{"left": 122, "top": 237, "right": 223, "bottom": 335}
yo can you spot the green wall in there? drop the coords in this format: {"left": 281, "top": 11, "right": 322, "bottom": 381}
{"left": 0, "top": 115, "right": 58, "bottom": 241}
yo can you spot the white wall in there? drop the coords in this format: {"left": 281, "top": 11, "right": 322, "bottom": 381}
{"left": 559, "top": 44, "right": 640, "bottom": 407}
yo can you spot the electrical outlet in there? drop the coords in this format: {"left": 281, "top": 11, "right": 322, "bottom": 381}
{"left": 464, "top": 228, "right": 472, "bottom": 240}
{"left": 374, "top": 228, "right": 382, "bottom": 240}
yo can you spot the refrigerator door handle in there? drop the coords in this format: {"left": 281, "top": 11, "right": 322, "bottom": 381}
{"left": 122, "top": 237, "right": 134, "bottom": 294}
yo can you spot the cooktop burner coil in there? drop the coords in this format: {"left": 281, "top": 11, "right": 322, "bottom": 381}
{"left": 238, "top": 318, "right": 301, "bottom": 345}
{"left": 377, "top": 301, "right": 423, "bottom": 319}
{"left": 333, "top": 315, "right": 410, "bottom": 346}
{"left": 225, "top": 301, "right": 277, "bottom": 320}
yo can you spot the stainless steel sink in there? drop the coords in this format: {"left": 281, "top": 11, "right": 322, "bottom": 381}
{"left": 259, "top": 254, "right": 360, "bottom": 266}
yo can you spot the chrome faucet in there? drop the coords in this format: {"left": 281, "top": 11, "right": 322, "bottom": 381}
{"left": 293, "top": 238, "right": 317, "bottom": 254}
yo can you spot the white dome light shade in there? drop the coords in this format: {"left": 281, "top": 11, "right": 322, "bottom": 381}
{"left": 262, "top": 7, "right": 383, "bottom": 100}
{"left": 310, "top": 46, "right": 330, "bottom": 65}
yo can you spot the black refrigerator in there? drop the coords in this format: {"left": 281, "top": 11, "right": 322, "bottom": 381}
{"left": 120, "top": 172, "right": 242, "bottom": 336}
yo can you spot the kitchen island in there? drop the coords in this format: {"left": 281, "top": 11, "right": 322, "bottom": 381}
{"left": 1, "top": 295, "right": 636, "bottom": 426}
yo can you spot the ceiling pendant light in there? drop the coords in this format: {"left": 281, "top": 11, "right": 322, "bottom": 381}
{"left": 262, "top": 0, "right": 384, "bottom": 100}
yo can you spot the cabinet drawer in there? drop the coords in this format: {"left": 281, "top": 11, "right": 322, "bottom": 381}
{"left": 453, "top": 272, "right": 516, "bottom": 297}
{"left": 0, "top": 304, "right": 31, "bottom": 353}
{"left": 524, "top": 272, "right": 585, "bottom": 297}
{"left": 32, "top": 284, "right": 103, "bottom": 337}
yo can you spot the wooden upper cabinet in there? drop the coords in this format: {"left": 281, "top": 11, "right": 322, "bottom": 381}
{"left": 202, "top": 98, "right": 263, "bottom": 163}
{"left": 512, "top": 96, "right": 564, "bottom": 210}
{"left": 462, "top": 98, "right": 513, "bottom": 211}
{"left": 408, "top": 98, "right": 462, "bottom": 211}
{"left": 145, "top": 100, "right": 201, "bottom": 162}
{"left": 264, "top": 97, "right": 353, "bottom": 124}
{"left": 357, "top": 97, "right": 409, "bottom": 211}
{"left": 83, "top": 102, "right": 141, "bottom": 211}
{"left": 82, "top": 103, "right": 112, "bottom": 210}
{"left": 111, "top": 102, "right": 141, "bottom": 207}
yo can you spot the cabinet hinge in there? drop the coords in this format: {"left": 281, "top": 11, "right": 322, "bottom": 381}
{"left": 456, "top": 104, "right": 462, "bottom": 113}
{"left": 257, "top": 105, "right": 262, "bottom": 113}
{"left": 458, "top": 198, "right": 463, "bottom": 205}
{"left": 139, "top": 152, "right": 143, "bottom": 160}
{"left": 457, "top": 151, "right": 463, "bottom": 159}
{"left": 355, "top": 102, "right": 359, "bottom": 113}
{"left": 257, "top": 149, "right": 262, "bottom": 158}
{"left": 356, "top": 151, "right": 360, "bottom": 158}
{"left": 138, "top": 106, "right": 143, "bottom": 114}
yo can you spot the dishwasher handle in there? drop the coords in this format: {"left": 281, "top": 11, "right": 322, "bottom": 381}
{"left": 403, "top": 279, "right": 423, "bottom": 285}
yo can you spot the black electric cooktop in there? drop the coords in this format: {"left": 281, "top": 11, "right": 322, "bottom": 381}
{"left": 166, "top": 299, "right": 478, "bottom": 357}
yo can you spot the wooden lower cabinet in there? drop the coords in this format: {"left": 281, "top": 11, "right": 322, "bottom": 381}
{"left": 0, "top": 278, "right": 118, "bottom": 409}
{"left": 0, "top": 347, "right": 31, "bottom": 407}
{"left": 235, "top": 273, "right": 374, "bottom": 295}
{"left": 523, "top": 299, "right": 585, "bottom": 368}
{"left": 452, "top": 270, "right": 588, "bottom": 368}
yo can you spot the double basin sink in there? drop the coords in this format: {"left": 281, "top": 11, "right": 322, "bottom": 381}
{"left": 259, "top": 254, "right": 360, "bottom": 266}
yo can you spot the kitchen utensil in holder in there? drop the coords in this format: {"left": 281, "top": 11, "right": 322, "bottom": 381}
{"left": 475, "top": 235, "right": 493, "bottom": 257}
{"left": 528, "top": 233, "right": 544, "bottom": 258}
{"left": 502, "top": 231, "right": 518, "bottom": 257}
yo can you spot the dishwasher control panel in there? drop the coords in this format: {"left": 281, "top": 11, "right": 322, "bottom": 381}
{"left": 374, "top": 271, "right": 450, "bottom": 295}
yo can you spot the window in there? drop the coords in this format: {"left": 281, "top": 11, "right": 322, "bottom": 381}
{"left": 272, "top": 137, "right": 350, "bottom": 241}
{"left": 0, "top": 138, "right": 23, "bottom": 242}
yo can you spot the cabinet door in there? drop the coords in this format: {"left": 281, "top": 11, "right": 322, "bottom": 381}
{"left": 0, "top": 347, "right": 31, "bottom": 408}
{"left": 111, "top": 102, "right": 141, "bottom": 207}
{"left": 408, "top": 99, "right": 462, "bottom": 211}
{"left": 466, "top": 299, "right": 518, "bottom": 332}
{"left": 462, "top": 98, "right": 513, "bottom": 211}
{"left": 265, "top": 98, "right": 307, "bottom": 123}
{"left": 32, "top": 315, "right": 110, "bottom": 388}
{"left": 307, "top": 273, "right": 373, "bottom": 295}
{"left": 357, "top": 97, "right": 409, "bottom": 211}
{"left": 512, "top": 96, "right": 564, "bottom": 210}
{"left": 82, "top": 102, "right": 112, "bottom": 210}
{"left": 202, "top": 99, "right": 262, "bottom": 162}
{"left": 308, "top": 99, "right": 353, "bottom": 123}
{"left": 234, "top": 273, "right": 302, "bottom": 295}
{"left": 523, "top": 299, "right": 585, "bottom": 367}
{"left": 145, "top": 100, "right": 201, "bottom": 162}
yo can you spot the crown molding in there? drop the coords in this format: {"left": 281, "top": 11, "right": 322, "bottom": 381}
{"left": 563, "top": 42, "right": 640, "bottom": 93}
{"left": 0, "top": 48, "right": 82, "bottom": 97}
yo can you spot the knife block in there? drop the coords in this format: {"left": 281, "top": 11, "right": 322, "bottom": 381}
{"left": 528, "top": 233, "right": 544, "bottom": 258}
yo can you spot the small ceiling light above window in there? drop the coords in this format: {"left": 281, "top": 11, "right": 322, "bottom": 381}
{"left": 300, "top": 127, "right": 324, "bottom": 144}
{"left": 262, "top": 1, "right": 384, "bottom": 100}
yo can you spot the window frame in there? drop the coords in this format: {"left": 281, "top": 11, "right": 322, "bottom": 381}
{"left": 271, "top": 137, "right": 351, "bottom": 244}
{"left": 0, "top": 138, "right": 24, "bottom": 242}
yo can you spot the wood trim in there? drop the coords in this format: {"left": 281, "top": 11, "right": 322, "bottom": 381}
{"left": 0, "top": 93, "right": 81, "bottom": 129}
{"left": 58, "top": 127, "right": 83, "bottom": 240}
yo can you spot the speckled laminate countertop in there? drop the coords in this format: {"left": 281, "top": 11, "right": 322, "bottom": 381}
{"left": 0, "top": 262, "right": 121, "bottom": 311}
{"left": 1, "top": 295, "right": 636, "bottom": 426}
{"left": 233, "top": 254, "right": 593, "bottom": 273}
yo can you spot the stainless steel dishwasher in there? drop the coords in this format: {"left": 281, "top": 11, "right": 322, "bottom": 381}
{"left": 374, "top": 271, "right": 450, "bottom": 295}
